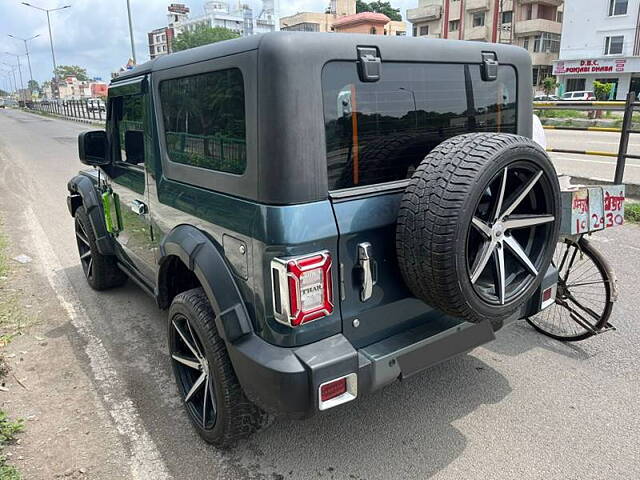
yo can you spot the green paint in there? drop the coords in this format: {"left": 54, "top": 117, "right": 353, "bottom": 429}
{"left": 102, "top": 191, "right": 123, "bottom": 234}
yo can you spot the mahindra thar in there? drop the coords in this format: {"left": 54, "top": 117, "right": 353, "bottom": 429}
{"left": 67, "top": 32, "right": 561, "bottom": 447}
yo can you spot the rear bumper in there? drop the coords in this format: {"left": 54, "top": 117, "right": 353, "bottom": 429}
{"left": 227, "top": 316, "right": 495, "bottom": 418}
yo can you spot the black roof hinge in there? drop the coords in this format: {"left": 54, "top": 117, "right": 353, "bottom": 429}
{"left": 357, "top": 46, "right": 381, "bottom": 83}
{"left": 481, "top": 51, "right": 499, "bottom": 82}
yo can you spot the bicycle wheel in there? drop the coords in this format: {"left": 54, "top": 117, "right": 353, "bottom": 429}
{"left": 527, "top": 237, "right": 614, "bottom": 341}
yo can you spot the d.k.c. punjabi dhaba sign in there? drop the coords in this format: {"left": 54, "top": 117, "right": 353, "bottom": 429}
{"left": 553, "top": 58, "right": 627, "bottom": 75}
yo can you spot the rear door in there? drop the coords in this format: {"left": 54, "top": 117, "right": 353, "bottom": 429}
{"left": 322, "top": 60, "right": 518, "bottom": 348}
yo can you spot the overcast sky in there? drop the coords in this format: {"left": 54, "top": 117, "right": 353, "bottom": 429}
{"left": 0, "top": 0, "right": 415, "bottom": 88}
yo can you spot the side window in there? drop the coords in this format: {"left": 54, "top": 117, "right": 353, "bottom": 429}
{"left": 159, "top": 68, "right": 246, "bottom": 175}
{"left": 114, "top": 95, "right": 144, "bottom": 165}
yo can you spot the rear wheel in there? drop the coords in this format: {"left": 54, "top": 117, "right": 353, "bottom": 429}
{"left": 168, "top": 288, "right": 265, "bottom": 447}
{"left": 527, "top": 238, "right": 614, "bottom": 341}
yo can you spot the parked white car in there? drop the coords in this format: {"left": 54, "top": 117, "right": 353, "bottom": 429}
{"left": 560, "top": 90, "right": 596, "bottom": 101}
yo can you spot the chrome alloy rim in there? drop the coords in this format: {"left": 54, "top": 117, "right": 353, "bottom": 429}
{"left": 466, "top": 162, "right": 556, "bottom": 305}
{"left": 170, "top": 315, "right": 217, "bottom": 430}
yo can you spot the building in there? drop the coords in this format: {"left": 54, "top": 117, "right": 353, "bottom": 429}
{"left": 148, "top": 26, "right": 175, "bottom": 60}
{"left": 553, "top": 0, "right": 640, "bottom": 100}
{"left": 147, "top": 2, "right": 277, "bottom": 61}
{"left": 173, "top": 1, "right": 276, "bottom": 37}
{"left": 407, "top": 0, "right": 564, "bottom": 88}
{"left": 280, "top": 0, "right": 407, "bottom": 35}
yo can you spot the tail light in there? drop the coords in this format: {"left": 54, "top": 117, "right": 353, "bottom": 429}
{"left": 271, "top": 251, "right": 334, "bottom": 327}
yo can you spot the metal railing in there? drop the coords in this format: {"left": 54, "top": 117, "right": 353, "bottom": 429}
{"left": 534, "top": 92, "right": 639, "bottom": 184}
{"left": 29, "top": 99, "right": 106, "bottom": 122}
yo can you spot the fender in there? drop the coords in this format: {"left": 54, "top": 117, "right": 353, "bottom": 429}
{"left": 67, "top": 174, "right": 115, "bottom": 255}
{"left": 158, "top": 225, "right": 253, "bottom": 343}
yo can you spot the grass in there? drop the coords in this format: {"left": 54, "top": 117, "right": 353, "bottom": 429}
{"left": 625, "top": 203, "right": 640, "bottom": 223}
{"left": 0, "top": 412, "right": 23, "bottom": 480}
{"left": 537, "top": 109, "right": 588, "bottom": 119}
{"left": 0, "top": 223, "right": 24, "bottom": 480}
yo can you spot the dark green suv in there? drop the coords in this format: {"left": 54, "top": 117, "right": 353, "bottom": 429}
{"left": 67, "top": 32, "right": 561, "bottom": 447}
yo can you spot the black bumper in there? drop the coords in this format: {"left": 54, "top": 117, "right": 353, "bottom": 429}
{"left": 227, "top": 317, "right": 495, "bottom": 418}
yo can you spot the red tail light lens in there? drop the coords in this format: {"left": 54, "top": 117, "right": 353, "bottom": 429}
{"left": 271, "top": 251, "right": 334, "bottom": 327}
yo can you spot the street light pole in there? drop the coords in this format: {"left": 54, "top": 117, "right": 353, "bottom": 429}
{"left": 4, "top": 53, "right": 25, "bottom": 101}
{"left": 126, "top": 0, "right": 137, "bottom": 64}
{"left": 1, "top": 64, "right": 18, "bottom": 97}
{"left": 8, "top": 34, "right": 40, "bottom": 93}
{"left": 21, "top": 3, "right": 72, "bottom": 98}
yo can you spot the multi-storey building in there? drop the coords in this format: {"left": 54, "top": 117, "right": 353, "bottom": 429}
{"left": 553, "top": 0, "right": 640, "bottom": 100}
{"left": 280, "top": 0, "right": 407, "bottom": 36}
{"left": 148, "top": 26, "right": 175, "bottom": 60}
{"left": 407, "top": 0, "right": 563, "bottom": 88}
{"left": 147, "top": 1, "right": 278, "bottom": 61}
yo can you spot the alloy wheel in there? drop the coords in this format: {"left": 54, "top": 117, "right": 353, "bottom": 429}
{"left": 467, "top": 162, "right": 556, "bottom": 305}
{"left": 76, "top": 220, "right": 94, "bottom": 280}
{"left": 170, "top": 315, "right": 217, "bottom": 430}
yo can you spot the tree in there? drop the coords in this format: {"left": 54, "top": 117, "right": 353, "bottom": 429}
{"left": 0, "top": 88, "right": 8, "bottom": 97}
{"left": 356, "top": 0, "right": 402, "bottom": 21}
{"left": 54, "top": 65, "right": 89, "bottom": 81}
{"left": 541, "top": 76, "right": 558, "bottom": 96}
{"left": 172, "top": 25, "right": 240, "bottom": 53}
{"left": 593, "top": 80, "right": 614, "bottom": 101}
{"left": 28, "top": 79, "right": 40, "bottom": 93}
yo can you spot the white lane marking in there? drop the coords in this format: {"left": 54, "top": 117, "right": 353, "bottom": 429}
{"left": 24, "top": 207, "right": 171, "bottom": 480}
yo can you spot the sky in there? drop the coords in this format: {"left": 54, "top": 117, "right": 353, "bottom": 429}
{"left": 0, "top": 0, "right": 416, "bottom": 89}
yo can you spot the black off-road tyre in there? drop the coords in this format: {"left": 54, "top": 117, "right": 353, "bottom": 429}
{"left": 74, "top": 206, "right": 127, "bottom": 290}
{"left": 168, "top": 288, "right": 266, "bottom": 448}
{"left": 396, "top": 133, "right": 561, "bottom": 324}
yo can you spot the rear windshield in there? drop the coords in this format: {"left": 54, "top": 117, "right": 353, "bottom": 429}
{"left": 322, "top": 62, "right": 518, "bottom": 190}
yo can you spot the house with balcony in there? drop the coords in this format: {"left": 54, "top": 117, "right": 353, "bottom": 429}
{"left": 407, "top": 0, "right": 564, "bottom": 88}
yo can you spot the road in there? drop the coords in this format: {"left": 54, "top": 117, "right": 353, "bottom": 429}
{"left": 546, "top": 129, "right": 640, "bottom": 184}
{"left": 0, "top": 108, "right": 639, "bottom": 480}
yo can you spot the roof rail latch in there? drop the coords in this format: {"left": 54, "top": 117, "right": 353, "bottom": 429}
{"left": 357, "top": 46, "right": 381, "bottom": 83}
{"left": 481, "top": 52, "right": 498, "bottom": 82}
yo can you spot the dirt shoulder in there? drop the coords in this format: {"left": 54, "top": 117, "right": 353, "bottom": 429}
{"left": 0, "top": 206, "right": 130, "bottom": 479}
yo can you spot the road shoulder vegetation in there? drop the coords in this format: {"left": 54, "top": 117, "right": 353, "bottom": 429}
{"left": 0, "top": 223, "right": 24, "bottom": 479}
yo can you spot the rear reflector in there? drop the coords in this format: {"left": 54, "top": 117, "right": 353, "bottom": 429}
{"left": 320, "top": 378, "right": 347, "bottom": 402}
{"left": 318, "top": 373, "right": 358, "bottom": 411}
{"left": 541, "top": 284, "right": 557, "bottom": 311}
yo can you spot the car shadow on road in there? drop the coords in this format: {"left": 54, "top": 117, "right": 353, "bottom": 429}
{"left": 485, "top": 320, "right": 594, "bottom": 362}
{"left": 232, "top": 354, "right": 512, "bottom": 480}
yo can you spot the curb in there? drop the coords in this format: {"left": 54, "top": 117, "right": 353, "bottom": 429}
{"left": 568, "top": 175, "right": 640, "bottom": 200}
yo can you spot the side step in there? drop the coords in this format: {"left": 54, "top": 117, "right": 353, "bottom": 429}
{"left": 358, "top": 317, "right": 495, "bottom": 393}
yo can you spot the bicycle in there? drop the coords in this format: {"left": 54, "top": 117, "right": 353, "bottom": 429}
{"left": 527, "top": 236, "right": 617, "bottom": 342}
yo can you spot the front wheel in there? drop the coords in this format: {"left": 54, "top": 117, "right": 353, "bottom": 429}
{"left": 168, "top": 288, "right": 265, "bottom": 447}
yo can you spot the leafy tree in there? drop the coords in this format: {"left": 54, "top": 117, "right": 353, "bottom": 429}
{"left": 541, "top": 76, "right": 558, "bottom": 96}
{"left": 173, "top": 25, "right": 240, "bottom": 52}
{"left": 54, "top": 65, "right": 89, "bottom": 81}
{"left": 593, "top": 80, "right": 614, "bottom": 100}
{"left": 0, "top": 88, "right": 8, "bottom": 97}
{"left": 27, "top": 79, "right": 40, "bottom": 93}
{"left": 356, "top": 0, "right": 402, "bottom": 21}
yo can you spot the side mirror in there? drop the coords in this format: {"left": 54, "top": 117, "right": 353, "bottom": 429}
{"left": 78, "top": 130, "right": 109, "bottom": 166}
{"left": 124, "top": 130, "right": 144, "bottom": 165}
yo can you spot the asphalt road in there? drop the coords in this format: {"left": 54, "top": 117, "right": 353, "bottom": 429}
{"left": 547, "top": 129, "right": 640, "bottom": 184}
{"left": 1, "top": 108, "right": 639, "bottom": 480}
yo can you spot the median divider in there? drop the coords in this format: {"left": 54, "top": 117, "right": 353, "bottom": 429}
{"left": 543, "top": 125, "right": 622, "bottom": 133}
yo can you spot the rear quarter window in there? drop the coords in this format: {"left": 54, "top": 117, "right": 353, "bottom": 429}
{"left": 322, "top": 62, "right": 517, "bottom": 190}
{"left": 159, "top": 68, "right": 247, "bottom": 175}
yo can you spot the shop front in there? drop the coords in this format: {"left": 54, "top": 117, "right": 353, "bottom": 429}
{"left": 553, "top": 57, "right": 640, "bottom": 100}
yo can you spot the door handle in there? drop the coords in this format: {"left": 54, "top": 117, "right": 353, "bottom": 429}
{"left": 358, "top": 242, "right": 377, "bottom": 302}
{"left": 129, "top": 200, "right": 147, "bottom": 215}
